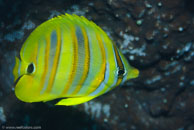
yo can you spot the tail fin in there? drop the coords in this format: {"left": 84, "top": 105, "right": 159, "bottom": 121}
{"left": 126, "top": 67, "right": 139, "bottom": 80}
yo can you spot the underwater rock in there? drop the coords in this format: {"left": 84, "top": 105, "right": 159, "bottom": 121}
{"left": 0, "top": 0, "right": 194, "bottom": 130}
{"left": 0, "top": 107, "right": 6, "bottom": 123}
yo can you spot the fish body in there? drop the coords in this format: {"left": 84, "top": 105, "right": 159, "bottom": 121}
{"left": 13, "top": 14, "right": 139, "bottom": 106}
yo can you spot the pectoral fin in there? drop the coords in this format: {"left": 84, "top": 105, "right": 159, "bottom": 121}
{"left": 55, "top": 96, "right": 96, "bottom": 106}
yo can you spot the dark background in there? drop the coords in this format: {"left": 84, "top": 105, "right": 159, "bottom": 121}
{"left": 0, "top": 0, "right": 194, "bottom": 130}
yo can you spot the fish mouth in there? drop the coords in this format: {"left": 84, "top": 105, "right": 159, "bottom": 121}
{"left": 14, "top": 75, "right": 23, "bottom": 87}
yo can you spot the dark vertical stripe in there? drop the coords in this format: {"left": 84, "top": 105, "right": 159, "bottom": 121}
{"left": 86, "top": 33, "right": 106, "bottom": 95}
{"left": 61, "top": 27, "right": 78, "bottom": 95}
{"left": 39, "top": 36, "right": 50, "bottom": 92}
{"left": 113, "top": 43, "right": 124, "bottom": 86}
{"left": 46, "top": 29, "right": 62, "bottom": 93}
{"left": 40, "top": 30, "right": 57, "bottom": 93}
{"left": 66, "top": 26, "right": 85, "bottom": 94}
{"left": 72, "top": 27, "right": 90, "bottom": 95}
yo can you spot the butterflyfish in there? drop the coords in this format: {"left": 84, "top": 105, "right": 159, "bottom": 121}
{"left": 13, "top": 14, "right": 139, "bottom": 106}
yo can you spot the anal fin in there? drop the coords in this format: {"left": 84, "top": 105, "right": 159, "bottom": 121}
{"left": 55, "top": 96, "right": 96, "bottom": 106}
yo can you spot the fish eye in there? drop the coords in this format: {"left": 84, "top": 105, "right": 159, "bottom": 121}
{"left": 27, "top": 63, "right": 35, "bottom": 74}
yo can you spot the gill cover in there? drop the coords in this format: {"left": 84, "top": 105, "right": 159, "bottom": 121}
{"left": 13, "top": 37, "right": 42, "bottom": 102}
{"left": 13, "top": 21, "right": 60, "bottom": 103}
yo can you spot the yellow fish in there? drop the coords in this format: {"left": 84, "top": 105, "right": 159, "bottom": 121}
{"left": 13, "top": 14, "right": 139, "bottom": 106}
